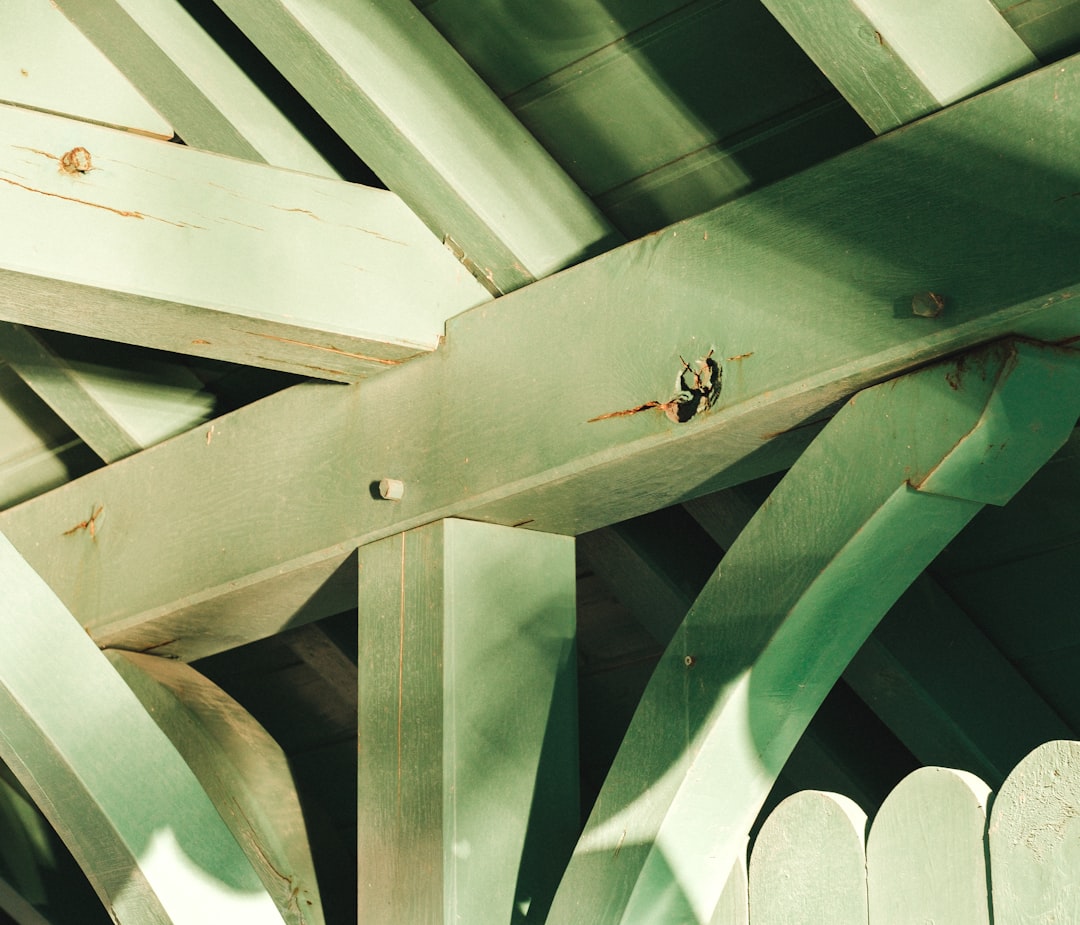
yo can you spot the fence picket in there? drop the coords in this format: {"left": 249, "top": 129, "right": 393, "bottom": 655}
{"left": 748, "top": 791, "right": 867, "bottom": 923}
{"left": 866, "top": 766, "right": 991, "bottom": 924}
{"left": 989, "top": 740, "right": 1080, "bottom": 922}
{"left": 708, "top": 845, "right": 748, "bottom": 925}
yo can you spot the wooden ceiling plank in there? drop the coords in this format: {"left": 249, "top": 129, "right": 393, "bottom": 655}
{"left": 844, "top": 574, "right": 1074, "bottom": 786}
{"left": 547, "top": 342, "right": 1080, "bottom": 925}
{"left": 2, "top": 57, "right": 1080, "bottom": 657}
{"left": 357, "top": 519, "right": 577, "bottom": 925}
{"left": 0, "top": 103, "right": 490, "bottom": 381}
{"left": 0, "top": 531, "right": 287, "bottom": 923}
{"left": 51, "top": 0, "right": 339, "bottom": 177}
{"left": 759, "top": 0, "right": 1037, "bottom": 133}
{"left": 209, "top": 0, "right": 623, "bottom": 292}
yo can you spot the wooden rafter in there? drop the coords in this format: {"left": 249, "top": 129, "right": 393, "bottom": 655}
{"left": 1, "top": 55, "right": 1079, "bottom": 661}
{"left": 209, "top": 0, "right": 623, "bottom": 293}
{"left": 52, "top": 0, "right": 340, "bottom": 177}
{"left": 0, "top": 104, "right": 489, "bottom": 380}
{"left": 760, "top": 0, "right": 1036, "bottom": 133}
{"left": 548, "top": 341, "right": 1080, "bottom": 923}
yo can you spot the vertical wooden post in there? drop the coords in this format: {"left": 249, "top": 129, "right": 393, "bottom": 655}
{"left": 357, "top": 518, "right": 577, "bottom": 924}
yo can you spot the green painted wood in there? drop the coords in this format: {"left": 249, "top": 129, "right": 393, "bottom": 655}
{"left": 843, "top": 574, "right": 1073, "bottom": 785}
{"left": 867, "top": 767, "right": 991, "bottom": 923}
{"left": 707, "top": 848, "right": 747, "bottom": 925}
{"left": 0, "top": 323, "right": 213, "bottom": 463}
{"left": 998, "top": 0, "right": 1080, "bottom": 60}
{"left": 504, "top": 0, "right": 837, "bottom": 196}
{"left": 0, "top": 0, "right": 170, "bottom": 137}
{"left": 418, "top": 0, "right": 696, "bottom": 98}
{"left": 357, "top": 519, "right": 577, "bottom": 925}
{"left": 594, "top": 98, "right": 869, "bottom": 239}
{"left": 0, "top": 765, "right": 108, "bottom": 925}
{"left": 5, "top": 56, "right": 1080, "bottom": 656}
{"left": 0, "top": 103, "right": 490, "bottom": 381}
{"left": 577, "top": 509, "right": 720, "bottom": 644}
{"left": 52, "top": 0, "right": 339, "bottom": 177}
{"left": 0, "top": 531, "right": 285, "bottom": 924}
{"left": 546, "top": 342, "right": 1080, "bottom": 925}
{"left": 989, "top": 740, "right": 1080, "bottom": 921}
{"left": 759, "top": 0, "right": 1036, "bottom": 133}
{"left": 209, "top": 0, "right": 622, "bottom": 292}
{"left": 0, "top": 363, "right": 90, "bottom": 510}
{"left": 105, "top": 650, "right": 324, "bottom": 925}
{"left": 749, "top": 792, "right": 868, "bottom": 923}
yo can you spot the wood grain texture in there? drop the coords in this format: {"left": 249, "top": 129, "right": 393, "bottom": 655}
{"left": 357, "top": 519, "right": 577, "bottom": 925}
{"left": 989, "top": 740, "right": 1080, "bottom": 921}
{"left": 52, "top": 0, "right": 338, "bottom": 176}
{"left": 106, "top": 650, "right": 325, "bottom": 925}
{"left": 546, "top": 343, "right": 1080, "bottom": 925}
{"left": 0, "top": 531, "right": 283, "bottom": 924}
{"left": 4, "top": 58, "right": 1080, "bottom": 656}
{"left": 867, "top": 767, "right": 991, "bottom": 924}
{"left": 0, "top": 103, "right": 490, "bottom": 380}
{"left": 749, "top": 792, "right": 868, "bottom": 923}
{"left": 0, "top": 0, "right": 170, "bottom": 137}
{"left": 211, "top": 0, "right": 622, "bottom": 292}
{"left": 760, "top": 0, "right": 1035, "bottom": 133}
{"left": 0, "top": 323, "right": 212, "bottom": 463}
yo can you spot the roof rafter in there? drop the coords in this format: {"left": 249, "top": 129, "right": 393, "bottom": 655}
{"left": 209, "top": 0, "right": 623, "bottom": 292}
{"left": 0, "top": 103, "right": 490, "bottom": 380}
{"left": 760, "top": 0, "right": 1037, "bottom": 133}
{"left": 51, "top": 0, "right": 340, "bottom": 177}
{"left": 2, "top": 56, "right": 1079, "bottom": 660}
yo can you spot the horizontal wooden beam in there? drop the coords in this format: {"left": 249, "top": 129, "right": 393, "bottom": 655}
{"left": 2, "top": 57, "right": 1080, "bottom": 659}
{"left": 0, "top": 103, "right": 490, "bottom": 380}
{"left": 52, "top": 0, "right": 340, "bottom": 176}
{"left": 210, "top": 0, "right": 622, "bottom": 293}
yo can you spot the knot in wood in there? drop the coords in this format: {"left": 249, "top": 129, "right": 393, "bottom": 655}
{"left": 60, "top": 147, "right": 93, "bottom": 175}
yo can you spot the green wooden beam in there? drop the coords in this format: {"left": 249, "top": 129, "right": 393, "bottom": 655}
{"left": 3, "top": 57, "right": 1080, "bottom": 658}
{"left": 759, "top": 0, "right": 1036, "bottom": 133}
{"left": 209, "top": 0, "right": 622, "bottom": 293}
{"left": 546, "top": 341, "right": 1080, "bottom": 924}
{"left": 0, "top": 0, "right": 170, "bottom": 138}
{"left": 106, "top": 650, "right": 325, "bottom": 925}
{"left": 0, "top": 103, "right": 489, "bottom": 381}
{"left": 0, "top": 763, "right": 106, "bottom": 925}
{"left": 0, "top": 531, "right": 288, "bottom": 923}
{"left": 51, "top": 0, "right": 340, "bottom": 177}
{"left": 357, "top": 519, "right": 577, "bottom": 925}
{"left": 0, "top": 323, "right": 213, "bottom": 463}
{"left": 844, "top": 574, "right": 1074, "bottom": 785}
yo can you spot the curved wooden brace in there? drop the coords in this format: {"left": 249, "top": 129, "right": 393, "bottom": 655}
{"left": 105, "top": 650, "right": 324, "bottom": 925}
{"left": 549, "top": 340, "right": 1080, "bottom": 924}
{"left": 0, "top": 764, "right": 109, "bottom": 924}
{"left": 0, "top": 531, "right": 286, "bottom": 924}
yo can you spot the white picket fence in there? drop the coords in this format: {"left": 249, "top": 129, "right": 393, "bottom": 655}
{"left": 709, "top": 740, "right": 1080, "bottom": 924}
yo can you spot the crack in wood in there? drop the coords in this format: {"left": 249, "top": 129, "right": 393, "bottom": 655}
{"left": 0, "top": 174, "right": 203, "bottom": 228}
{"left": 248, "top": 332, "right": 414, "bottom": 366}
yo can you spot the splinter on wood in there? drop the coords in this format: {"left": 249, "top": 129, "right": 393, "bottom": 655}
{"left": 589, "top": 350, "right": 722, "bottom": 424}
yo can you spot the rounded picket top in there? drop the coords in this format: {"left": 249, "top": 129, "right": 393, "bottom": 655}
{"left": 989, "top": 740, "right": 1080, "bottom": 923}
{"left": 867, "top": 766, "right": 991, "bottom": 924}
{"left": 748, "top": 790, "right": 868, "bottom": 924}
